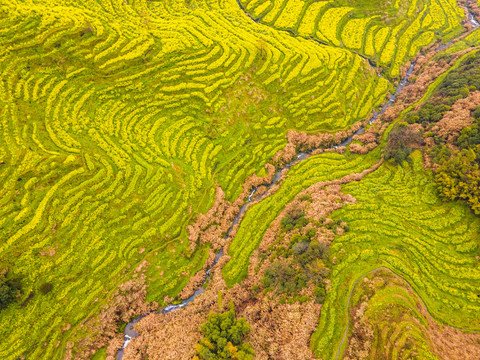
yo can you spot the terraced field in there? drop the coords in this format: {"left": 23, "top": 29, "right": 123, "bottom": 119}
{"left": 312, "top": 152, "right": 480, "bottom": 358}
{"left": 239, "top": 0, "right": 465, "bottom": 77}
{"left": 1, "top": 0, "right": 477, "bottom": 359}
{"left": 343, "top": 268, "right": 479, "bottom": 359}
{"left": 0, "top": 0, "right": 392, "bottom": 357}
{"left": 223, "top": 149, "right": 382, "bottom": 285}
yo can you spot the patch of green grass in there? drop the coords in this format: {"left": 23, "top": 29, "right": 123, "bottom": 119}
{"left": 223, "top": 149, "right": 382, "bottom": 286}
{"left": 240, "top": 0, "right": 465, "bottom": 77}
{"left": 311, "top": 152, "right": 480, "bottom": 359}
{"left": 91, "top": 347, "right": 106, "bottom": 360}
{"left": 0, "top": 0, "right": 390, "bottom": 358}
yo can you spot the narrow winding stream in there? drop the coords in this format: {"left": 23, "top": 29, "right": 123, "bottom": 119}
{"left": 116, "top": 4, "right": 479, "bottom": 359}
{"left": 467, "top": 1, "right": 480, "bottom": 28}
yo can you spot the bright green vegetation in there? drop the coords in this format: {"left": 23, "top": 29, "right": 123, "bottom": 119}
{"left": 0, "top": 0, "right": 474, "bottom": 358}
{"left": 223, "top": 150, "right": 381, "bottom": 286}
{"left": 311, "top": 152, "right": 480, "bottom": 358}
{"left": 436, "top": 145, "right": 480, "bottom": 214}
{"left": 445, "top": 27, "right": 480, "bottom": 54}
{"left": 0, "top": 0, "right": 392, "bottom": 357}
{"left": 457, "top": 106, "right": 480, "bottom": 147}
{"left": 194, "top": 302, "right": 254, "bottom": 360}
{"left": 239, "top": 0, "right": 464, "bottom": 77}
{"left": 91, "top": 348, "right": 106, "bottom": 360}
{"left": 346, "top": 269, "right": 440, "bottom": 359}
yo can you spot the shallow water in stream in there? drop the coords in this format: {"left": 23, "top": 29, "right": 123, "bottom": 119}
{"left": 116, "top": 4, "right": 480, "bottom": 359}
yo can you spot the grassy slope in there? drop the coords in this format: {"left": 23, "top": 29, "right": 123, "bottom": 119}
{"left": 239, "top": 0, "right": 465, "bottom": 77}
{"left": 0, "top": 0, "right": 389, "bottom": 358}
{"left": 346, "top": 269, "right": 439, "bottom": 359}
{"left": 311, "top": 152, "right": 480, "bottom": 359}
{"left": 0, "top": 0, "right": 469, "bottom": 359}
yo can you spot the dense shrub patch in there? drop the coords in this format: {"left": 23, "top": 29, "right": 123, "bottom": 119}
{"left": 383, "top": 123, "right": 423, "bottom": 163}
{"left": 262, "top": 205, "right": 331, "bottom": 304}
{"left": 436, "top": 145, "right": 480, "bottom": 214}
{"left": 0, "top": 275, "right": 20, "bottom": 311}
{"left": 194, "top": 302, "right": 254, "bottom": 360}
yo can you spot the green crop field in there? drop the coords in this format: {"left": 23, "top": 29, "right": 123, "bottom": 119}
{"left": 345, "top": 268, "right": 441, "bottom": 359}
{"left": 239, "top": 0, "right": 465, "bottom": 77}
{"left": 223, "top": 149, "right": 382, "bottom": 286}
{"left": 1, "top": 0, "right": 479, "bottom": 359}
{"left": 311, "top": 152, "right": 480, "bottom": 358}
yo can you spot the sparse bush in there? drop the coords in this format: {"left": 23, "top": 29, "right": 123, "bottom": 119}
{"left": 292, "top": 241, "right": 309, "bottom": 256}
{"left": 297, "top": 241, "right": 329, "bottom": 268}
{"left": 383, "top": 123, "right": 423, "bottom": 163}
{"left": 406, "top": 103, "right": 450, "bottom": 124}
{"left": 313, "top": 284, "right": 326, "bottom": 304}
{"left": 428, "top": 145, "right": 452, "bottom": 165}
{"left": 263, "top": 262, "right": 306, "bottom": 294}
{"left": 39, "top": 283, "right": 53, "bottom": 295}
{"left": 264, "top": 237, "right": 330, "bottom": 295}
{"left": 457, "top": 119, "right": 480, "bottom": 149}
{"left": 281, "top": 206, "right": 307, "bottom": 231}
{"left": 473, "top": 106, "right": 480, "bottom": 120}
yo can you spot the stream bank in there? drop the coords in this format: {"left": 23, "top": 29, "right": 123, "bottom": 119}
{"left": 115, "top": 4, "right": 480, "bottom": 359}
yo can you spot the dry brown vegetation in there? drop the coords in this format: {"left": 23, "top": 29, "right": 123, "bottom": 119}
{"left": 118, "top": 160, "right": 386, "bottom": 360}
{"left": 426, "top": 308, "right": 480, "bottom": 360}
{"left": 187, "top": 164, "right": 276, "bottom": 253}
{"left": 122, "top": 266, "right": 322, "bottom": 360}
{"left": 431, "top": 91, "right": 480, "bottom": 143}
{"left": 64, "top": 262, "right": 157, "bottom": 360}
{"left": 462, "top": 0, "right": 480, "bottom": 22}
{"left": 272, "top": 122, "right": 362, "bottom": 166}
{"left": 343, "top": 301, "right": 373, "bottom": 360}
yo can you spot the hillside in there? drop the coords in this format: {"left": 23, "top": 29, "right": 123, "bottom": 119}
{"left": 0, "top": 0, "right": 479, "bottom": 359}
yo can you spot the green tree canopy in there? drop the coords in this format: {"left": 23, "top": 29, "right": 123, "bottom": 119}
{"left": 194, "top": 302, "right": 254, "bottom": 360}
{"left": 435, "top": 145, "right": 480, "bottom": 214}
{"left": 0, "top": 275, "right": 18, "bottom": 310}
{"left": 384, "top": 123, "right": 423, "bottom": 164}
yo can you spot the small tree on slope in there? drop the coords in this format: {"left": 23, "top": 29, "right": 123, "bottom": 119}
{"left": 194, "top": 302, "right": 254, "bottom": 360}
